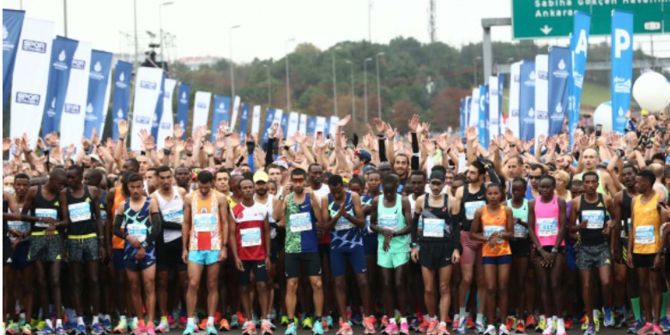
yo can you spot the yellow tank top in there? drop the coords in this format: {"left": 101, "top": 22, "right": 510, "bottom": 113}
{"left": 190, "top": 192, "right": 221, "bottom": 251}
{"left": 632, "top": 193, "right": 661, "bottom": 254}
{"left": 482, "top": 206, "right": 511, "bottom": 257}
{"left": 111, "top": 186, "right": 126, "bottom": 249}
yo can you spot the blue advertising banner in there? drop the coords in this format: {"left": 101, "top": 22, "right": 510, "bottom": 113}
{"left": 569, "top": 11, "right": 591, "bottom": 144}
{"left": 611, "top": 10, "right": 633, "bottom": 134}
{"left": 262, "top": 108, "right": 276, "bottom": 146}
{"left": 3, "top": 9, "right": 25, "bottom": 104}
{"left": 84, "top": 50, "right": 113, "bottom": 138}
{"left": 478, "top": 85, "right": 489, "bottom": 149}
{"left": 211, "top": 95, "right": 231, "bottom": 141}
{"left": 281, "top": 113, "right": 289, "bottom": 137}
{"left": 41, "top": 36, "right": 78, "bottom": 137}
{"left": 548, "top": 46, "right": 571, "bottom": 136}
{"left": 239, "top": 103, "right": 250, "bottom": 140}
{"left": 459, "top": 97, "right": 466, "bottom": 137}
{"left": 176, "top": 82, "right": 190, "bottom": 138}
{"left": 519, "top": 60, "right": 536, "bottom": 141}
{"left": 306, "top": 116, "right": 316, "bottom": 136}
{"left": 111, "top": 60, "right": 132, "bottom": 140}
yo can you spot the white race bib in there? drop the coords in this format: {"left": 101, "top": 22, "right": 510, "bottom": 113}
{"left": 240, "top": 227, "right": 262, "bottom": 247}
{"left": 537, "top": 217, "right": 558, "bottom": 237}
{"left": 514, "top": 223, "right": 528, "bottom": 238}
{"left": 379, "top": 214, "right": 398, "bottom": 231}
{"left": 68, "top": 202, "right": 91, "bottom": 223}
{"left": 127, "top": 223, "right": 147, "bottom": 242}
{"left": 163, "top": 208, "right": 184, "bottom": 224}
{"left": 464, "top": 200, "right": 486, "bottom": 220}
{"left": 289, "top": 212, "right": 312, "bottom": 233}
{"left": 582, "top": 210, "right": 605, "bottom": 229}
{"left": 484, "top": 225, "right": 505, "bottom": 239}
{"left": 35, "top": 208, "right": 58, "bottom": 227}
{"left": 194, "top": 213, "right": 216, "bottom": 232}
{"left": 635, "top": 226, "right": 656, "bottom": 245}
{"left": 422, "top": 218, "right": 445, "bottom": 238}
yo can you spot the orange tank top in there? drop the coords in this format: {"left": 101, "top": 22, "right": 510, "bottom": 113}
{"left": 481, "top": 205, "right": 511, "bottom": 257}
{"left": 111, "top": 186, "right": 126, "bottom": 249}
{"left": 190, "top": 192, "right": 222, "bottom": 251}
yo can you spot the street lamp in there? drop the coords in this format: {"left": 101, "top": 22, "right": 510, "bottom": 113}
{"left": 263, "top": 63, "right": 272, "bottom": 106}
{"left": 285, "top": 38, "right": 295, "bottom": 111}
{"left": 474, "top": 56, "right": 482, "bottom": 86}
{"left": 331, "top": 45, "right": 342, "bottom": 117}
{"left": 158, "top": 1, "right": 174, "bottom": 70}
{"left": 375, "top": 52, "right": 385, "bottom": 119}
{"left": 363, "top": 57, "right": 372, "bottom": 123}
{"left": 345, "top": 60, "right": 355, "bottom": 123}
{"left": 229, "top": 24, "right": 241, "bottom": 99}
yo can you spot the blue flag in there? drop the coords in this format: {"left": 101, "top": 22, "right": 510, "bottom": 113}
{"left": 548, "top": 47, "right": 571, "bottom": 136}
{"left": 211, "top": 95, "right": 231, "bottom": 141}
{"left": 111, "top": 60, "right": 132, "bottom": 140}
{"left": 519, "top": 60, "right": 536, "bottom": 141}
{"left": 569, "top": 11, "right": 591, "bottom": 144}
{"left": 3, "top": 9, "right": 25, "bottom": 104}
{"left": 478, "top": 85, "right": 489, "bottom": 149}
{"left": 176, "top": 82, "right": 190, "bottom": 138}
{"left": 41, "top": 36, "right": 78, "bottom": 137}
{"left": 611, "top": 10, "right": 633, "bottom": 134}
{"left": 84, "top": 50, "right": 113, "bottom": 138}
{"left": 459, "top": 97, "right": 465, "bottom": 137}
{"left": 281, "top": 113, "right": 289, "bottom": 137}
{"left": 239, "top": 103, "right": 250, "bottom": 139}
{"left": 262, "top": 108, "right": 276, "bottom": 146}
{"left": 307, "top": 116, "right": 316, "bottom": 136}
{"left": 150, "top": 72, "right": 165, "bottom": 139}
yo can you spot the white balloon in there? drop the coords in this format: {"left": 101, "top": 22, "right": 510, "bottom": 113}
{"left": 593, "top": 101, "right": 612, "bottom": 132}
{"left": 632, "top": 71, "right": 670, "bottom": 112}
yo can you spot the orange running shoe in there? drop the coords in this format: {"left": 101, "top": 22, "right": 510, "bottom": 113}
{"left": 505, "top": 317, "right": 516, "bottom": 332}
{"left": 219, "top": 318, "right": 230, "bottom": 331}
{"left": 466, "top": 317, "right": 475, "bottom": 330}
{"left": 515, "top": 319, "right": 526, "bottom": 334}
{"left": 198, "top": 319, "right": 208, "bottom": 331}
{"left": 525, "top": 315, "right": 537, "bottom": 328}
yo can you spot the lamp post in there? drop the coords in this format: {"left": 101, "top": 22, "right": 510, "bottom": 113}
{"left": 263, "top": 63, "right": 272, "bottom": 106}
{"left": 285, "top": 38, "right": 295, "bottom": 111}
{"left": 375, "top": 52, "right": 385, "bottom": 119}
{"left": 63, "top": 0, "right": 68, "bottom": 37}
{"left": 345, "top": 60, "right": 355, "bottom": 123}
{"left": 331, "top": 45, "right": 342, "bottom": 117}
{"left": 158, "top": 1, "right": 174, "bottom": 70}
{"left": 229, "top": 24, "right": 241, "bottom": 98}
{"left": 363, "top": 57, "right": 372, "bottom": 123}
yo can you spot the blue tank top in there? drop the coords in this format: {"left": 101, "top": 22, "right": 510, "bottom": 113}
{"left": 328, "top": 192, "right": 363, "bottom": 251}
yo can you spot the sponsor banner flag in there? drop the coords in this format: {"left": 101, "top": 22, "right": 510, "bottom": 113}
{"left": 157, "top": 78, "right": 176, "bottom": 149}
{"left": 10, "top": 18, "right": 54, "bottom": 148}
{"left": 534, "top": 54, "right": 549, "bottom": 143}
{"left": 211, "top": 95, "right": 231, "bottom": 141}
{"left": 131, "top": 66, "right": 164, "bottom": 151}
{"left": 519, "top": 60, "right": 536, "bottom": 141}
{"left": 315, "top": 116, "right": 327, "bottom": 135}
{"left": 41, "top": 36, "right": 78, "bottom": 137}
{"left": 508, "top": 61, "right": 522, "bottom": 137}
{"left": 239, "top": 103, "right": 250, "bottom": 138}
{"left": 611, "top": 10, "right": 633, "bottom": 134}
{"left": 478, "top": 85, "right": 489, "bottom": 149}
{"left": 468, "top": 87, "right": 479, "bottom": 128}
{"left": 176, "top": 82, "right": 190, "bottom": 137}
{"left": 329, "top": 116, "right": 340, "bottom": 137}
{"left": 60, "top": 41, "right": 91, "bottom": 151}
{"left": 287, "top": 112, "right": 300, "bottom": 138}
{"left": 3, "top": 9, "right": 25, "bottom": 103}
{"left": 460, "top": 97, "right": 470, "bottom": 137}
{"left": 261, "top": 108, "right": 276, "bottom": 145}
{"left": 111, "top": 60, "right": 132, "bottom": 140}
{"left": 299, "top": 113, "right": 308, "bottom": 134}
{"left": 84, "top": 50, "right": 113, "bottom": 138}
{"left": 489, "top": 76, "right": 501, "bottom": 140}
{"left": 307, "top": 116, "right": 317, "bottom": 136}
{"left": 459, "top": 97, "right": 465, "bottom": 137}
{"left": 192, "top": 91, "right": 211, "bottom": 134}
{"left": 548, "top": 47, "right": 571, "bottom": 136}
{"left": 230, "top": 96, "right": 241, "bottom": 130}
{"left": 150, "top": 73, "right": 165, "bottom": 140}
{"left": 569, "top": 11, "right": 591, "bottom": 144}
{"left": 251, "top": 105, "right": 261, "bottom": 135}
{"left": 280, "top": 112, "right": 289, "bottom": 136}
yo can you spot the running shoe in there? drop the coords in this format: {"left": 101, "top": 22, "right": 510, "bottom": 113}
{"left": 323, "top": 316, "right": 333, "bottom": 332}
{"left": 452, "top": 315, "right": 460, "bottom": 331}
{"left": 580, "top": 316, "right": 589, "bottom": 332}
{"left": 132, "top": 323, "right": 145, "bottom": 335}
{"left": 456, "top": 316, "right": 467, "bottom": 335}
{"left": 467, "top": 318, "right": 475, "bottom": 330}
{"left": 363, "top": 316, "right": 376, "bottom": 334}
{"left": 603, "top": 309, "right": 615, "bottom": 328}
{"left": 179, "top": 316, "right": 188, "bottom": 329}
{"left": 584, "top": 323, "right": 596, "bottom": 335}
{"left": 103, "top": 318, "right": 113, "bottom": 333}
{"left": 279, "top": 316, "right": 289, "bottom": 327}
{"left": 182, "top": 323, "right": 196, "bottom": 335}
{"left": 660, "top": 316, "right": 670, "bottom": 333}
{"left": 400, "top": 319, "right": 410, "bottom": 335}
{"left": 383, "top": 322, "right": 399, "bottom": 335}
{"left": 55, "top": 325, "right": 68, "bottom": 335}
{"left": 652, "top": 324, "right": 663, "bottom": 335}
{"left": 483, "top": 324, "right": 496, "bottom": 335}
{"left": 113, "top": 319, "right": 128, "bottom": 334}
{"left": 284, "top": 323, "right": 297, "bottom": 335}
{"left": 302, "top": 316, "right": 313, "bottom": 330}
{"left": 427, "top": 319, "right": 440, "bottom": 335}
{"left": 146, "top": 323, "right": 156, "bottom": 335}
{"left": 381, "top": 315, "right": 390, "bottom": 328}
{"left": 241, "top": 321, "right": 256, "bottom": 335}
{"left": 411, "top": 318, "right": 422, "bottom": 332}
{"left": 156, "top": 317, "right": 170, "bottom": 334}
{"left": 21, "top": 324, "right": 32, "bottom": 335}
{"left": 168, "top": 315, "right": 177, "bottom": 329}
{"left": 230, "top": 315, "right": 239, "bottom": 330}
{"left": 7, "top": 322, "right": 20, "bottom": 335}
{"left": 260, "top": 320, "right": 273, "bottom": 335}
{"left": 594, "top": 316, "right": 601, "bottom": 333}
{"left": 312, "top": 319, "right": 324, "bottom": 335}
{"left": 499, "top": 324, "right": 510, "bottom": 335}
{"left": 91, "top": 322, "right": 105, "bottom": 335}
{"left": 628, "top": 320, "right": 645, "bottom": 334}
{"left": 514, "top": 319, "right": 525, "bottom": 334}
{"left": 218, "top": 318, "right": 230, "bottom": 332}
{"left": 564, "top": 318, "right": 573, "bottom": 330}
{"left": 41, "top": 322, "right": 54, "bottom": 335}
{"left": 536, "top": 316, "right": 547, "bottom": 333}
{"left": 476, "top": 321, "right": 486, "bottom": 335}
{"left": 505, "top": 317, "right": 515, "bottom": 333}
{"left": 615, "top": 311, "right": 627, "bottom": 329}
{"left": 205, "top": 325, "right": 218, "bottom": 335}
{"left": 525, "top": 315, "right": 536, "bottom": 329}
{"left": 351, "top": 313, "right": 363, "bottom": 326}
{"left": 335, "top": 321, "right": 353, "bottom": 335}
{"left": 417, "top": 318, "right": 431, "bottom": 334}
{"left": 541, "top": 319, "right": 554, "bottom": 335}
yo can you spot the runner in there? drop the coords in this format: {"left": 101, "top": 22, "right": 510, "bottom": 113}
{"left": 182, "top": 170, "right": 229, "bottom": 335}
{"left": 370, "top": 174, "right": 413, "bottom": 335}
{"left": 507, "top": 177, "right": 531, "bottom": 334}
{"left": 411, "top": 170, "right": 461, "bottom": 335}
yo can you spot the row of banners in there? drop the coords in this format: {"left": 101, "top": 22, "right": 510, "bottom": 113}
{"left": 3, "top": 9, "right": 341, "bottom": 152}
{"left": 460, "top": 10, "right": 634, "bottom": 146}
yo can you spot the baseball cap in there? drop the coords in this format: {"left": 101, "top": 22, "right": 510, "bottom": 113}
{"left": 253, "top": 170, "right": 269, "bottom": 183}
{"left": 429, "top": 170, "right": 445, "bottom": 182}
{"left": 355, "top": 149, "right": 372, "bottom": 163}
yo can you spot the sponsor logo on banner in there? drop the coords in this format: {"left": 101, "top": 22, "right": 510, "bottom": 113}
{"left": 64, "top": 103, "right": 80, "bottom": 114}
{"left": 71, "top": 59, "right": 85, "bottom": 70}
{"left": 536, "top": 109, "right": 548, "bottom": 120}
{"left": 524, "top": 71, "right": 536, "bottom": 86}
{"left": 21, "top": 39, "right": 46, "bottom": 53}
{"left": 160, "top": 121, "right": 171, "bottom": 129}
{"left": 135, "top": 115, "right": 151, "bottom": 125}
{"left": 613, "top": 76, "right": 631, "bottom": 93}
{"left": 551, "top": 103, "right": 564, "bottom": 121}
{"left": 196, "top": 102, "right": 207, "bottom": 108}
{"left": 116, "top": 109, "right": 123, "bottom": 120}
{"left": 140, "top": 80, "right": 156, "bottom": 90}
{"left": 45, "top": 98, "right": 56, "bottom": 116}
{"left": 116, "top": 72, "right": 127, "bottom": 89}
{"left": 215, "top": 102, "right": 225, "bottom": 114}
{"left": 537, "top": 69, "right": 548, "bottom": 80}
{"left": 84, "top": 103, "right": 96, "bottom": 121}
{"left": 15, "top": 91, "right": 40, "bottom": 105}
{"left": 53, "top": 50, "right": 69, "bottom": 70}
{"left": 616, "top": 107, "right": 627, "bottom": 125}
{"left": 90, "top": 61, "right": 104, "bottom": 80}
{"left": 573, "top": 72, "right": 584, "bottom": 88}
{"left": 179, "top": 92, "right": 187, "bottom": 103}
{"left": 552, "top": 59, "right": 569, "bottom": 78}
{"left": 524, "top": 108, "right": 535, "bottom": 124}
{"left": 3, "top": 25, "right": 14, "bottom": 52}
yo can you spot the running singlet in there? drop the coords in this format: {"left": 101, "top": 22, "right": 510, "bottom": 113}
{"left": 578, "top": 194, "right": 609, "bottom": 246}
{"left": 30, "top": 186, "right": 61, "bottom": 233}
{"left": 534, "top": 195, "right": 562, "bottom": 247}
{"left": 418, "top": 193, "right": 458, "bottom": 245}
{"left": 284, "top": 193, "right": 318, "bottom": 254}
{"left": 620, "top": 190, "right": 633, "bottom": 240}
{"left": 461, "top": 184, "right": 486, "bottom": 232}
{"left": 481, "top": 206, "right": 511, "bottom": 257}
{"left": 328, "top": 191, "right": 363, "bottom": 251}
{"left": 254, "top": 194, "right": 276, "bottom": 239}
{"left": 632, "top": 193, "right": 662, "bottom": 254}
{"left": 507, "top": 199, "right": 529, "bottom": 239}
{"left": 66, "top": 187, "right": 97, "bottom": 236}
{"left": 122, "top": 197, "right": 152, "bottom": 255}
{"left": 155, "top": 187, "right": 184, "bottom": 243}
{"left": 231, "top": 202, "right": 268, "bottom": 261}
{"left": 377, "top": 194, "right": 409, "bottom": 253}
{"left": 189, "top": 192, "right": 221, "bottom": 251}
{"left": 111, "top": 187, "right": 126, "bottom": 249}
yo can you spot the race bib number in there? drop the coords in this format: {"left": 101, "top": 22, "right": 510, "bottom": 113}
{"left": 7, "top": 221, "right": 29, "bottom": 234}
{"left": 240, "top": 227, "right": 262, "bottom": 247}
{"left": 582, "top": 210, "right": 605, "bottom": 229}
{"left": 514, "top": 223, "right": 528, "bottom": 238}
{"left": 422, "top": 218, "right": 445, "bottom": 238}
{"left": 163, "top": 208, "right": 184, "bottom": 224}
{"left": 379, "top": 214, "right": 398, "bottom": 231}
{"left": 289, "top": 212, "right": 312, "bottom": 233}
{"left": 68, "top": 202, "right": 91, "bottom": 222}
{"left": 127, "top": 223, "right": 147, "bottom": 242}
{"left": 35, "top": 208, "right": 58, "bottom": 227}
{"left": 194, "top": 213, "right": 216, "bottom": 232}
{"left": 537, "top": 218, "right": 558, "bottom": 237}
{"left": 335, "top": 215, "right": 354, "bottom": 231}
{"left": 464, "top": 200, "right": 485, "bottom": 220}
{"left": 635, "top": 226, "right": 656, "bottom": 245}
{"left": 484, "top": 225, "right": 505, "bottom": 239}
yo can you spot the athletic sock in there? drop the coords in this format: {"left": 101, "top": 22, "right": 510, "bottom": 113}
{"left": 207, "top": 316, "right": 214, "bottom": 327}
{"left": 45, "top": 319, "right": 53, "bottom": 329}
{"left": 77, "top": 317, "right": 84, "bottom": 326}
{"left": 187, "top": 318, "right": 195, "bottom": 326}
{"left": 92, "top": 316, "right": 99, "bottom": 325}
{"left": 476, "top": 313, "right": 484, "bottom": 325}
{"left": 55, "top": 319, "right": 63, "bottom": 328}
{"left": 459, "top": 307, "right": 467, "bottom": 318}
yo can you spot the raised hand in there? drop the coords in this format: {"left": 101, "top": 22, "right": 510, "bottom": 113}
{"left": 372, "top": 118, "right": 385, "bottom": 134}
{"left": 383, "top": 122, "right": 396, "bottom": 139}
{"left": 338, "top": 115, "right": 351, "bottom": 127}
{"left": 173, "top": 124, "right": 184, "bottom": 139}
{"left": 408, "top": 114, "right": 420, "bottom": 133}
{"left": 466, "top": 127, "right": 477, "bottom": 142}
{"left": 436, "top": 133, "right": 449, "bottom": 151}
{"left": 163, "top": 136, "right": 175, "bottom": 150}
{"left": 117, "top": 120, "right": 129, "bottom": 139}
{"left": 3, "top": 138, "right": 11, "bottom": 152}
{"left": 91, "top": 128, "right": 100, "bottom": 146}
{"left": 203, "top": 141, "right": 214, "bottom": 156}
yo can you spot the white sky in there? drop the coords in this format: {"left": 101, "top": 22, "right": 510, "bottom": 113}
{"left": 3, "top": 0, "right": 519, "bottom": 63}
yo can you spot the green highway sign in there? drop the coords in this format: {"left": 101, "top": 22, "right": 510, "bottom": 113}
{"left": 512, "top": 0, "right": 670, "bottom": 39}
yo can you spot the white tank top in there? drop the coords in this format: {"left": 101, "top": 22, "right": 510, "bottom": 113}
{"left": 254, "top": 194, "right": 276, "bottom": 239}
{"left": 155, "top": 187, "right": 184, "bottom": 243}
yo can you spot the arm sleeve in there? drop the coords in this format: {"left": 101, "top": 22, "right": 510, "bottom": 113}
{"left": 112, "top": 214, "right": 126, "bottom": 239}
{"left": 161, "top": 219, "right": 182, "bottom": 230}
{"left": 147, "top": 213, "right": 163, "bottom": 244}
{"left": 378, "top": 137, "right": 387, "bottom": 162}
{"left": 451, "top": 216, "right": 462, "bottom": 253}
{"left": 411, "top": 132, "right": 420, "bottom": 171}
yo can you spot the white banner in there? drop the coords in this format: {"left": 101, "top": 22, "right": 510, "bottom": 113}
{"left": 273, "top": 109, "right": 283, "bottom": 125}
{"left": 131, "top": 67, "right": 164, "bottom": 151}
{"left": 287, "top": 111, "right": 300, "bottom": 137}
{"left": 299, "top": 113, "right": 307, "bottom": 134}
{"left": 508, "top": 61, "right": 521, "bottom": 137}
{"left": 251, "top": 105, "right": 261, "bottom": 134}
{"left": 157, "top": 78, "right": 176, "bottom": 149}
{"left": 192, "top": 91, "right": 211, "bottom": 134}
{"left": 468, "top": 88, "right": 479, "bottom": 128}
{"left": 230, "top": 95, "right": 240, "bottom": 130}
{"left": 488, "top": 75, "right": 500, "bottom": 140}
{"left": 316, "top": 116, "right": 327, "bottom": 134}
{"left": 534, "top": 54, "right": 549, "bottom": 142}
{"left": 60, "top": 42, "right": 91, "bottom": 151}
{"left": 329, "top": 116, "right": 340, "bottom": 137}
{"left": 10, "top": 18, "right": 55, "bottom": 148}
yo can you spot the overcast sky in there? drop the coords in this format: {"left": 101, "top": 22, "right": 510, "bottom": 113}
{"left": 3, "top": 0, "right": 521, "bottom": 63}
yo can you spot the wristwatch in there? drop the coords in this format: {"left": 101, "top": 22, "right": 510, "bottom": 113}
{"left": 551, "top": 246, "right": 558, "bottom": 253}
